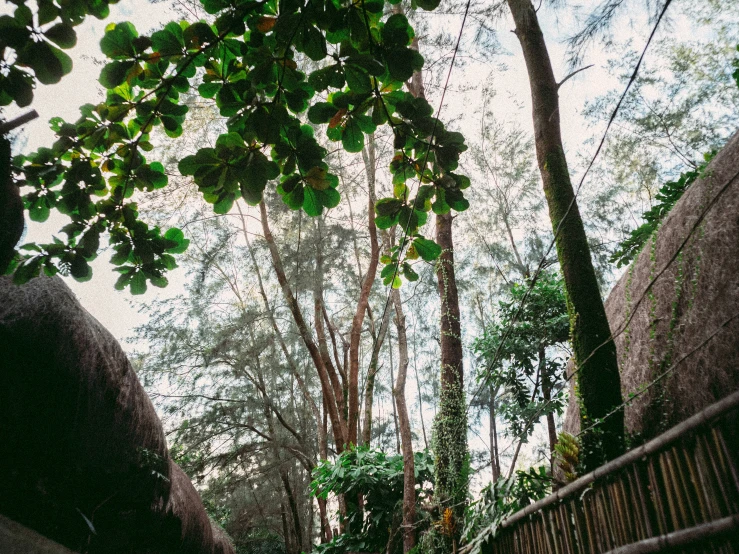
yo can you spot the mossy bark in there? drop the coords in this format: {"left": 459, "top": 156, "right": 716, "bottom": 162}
{"left": 432, "top": 213, "right": 469, "bottom": 545}
{"left": 507, "top": 0, "right": 624, "bottom": 468}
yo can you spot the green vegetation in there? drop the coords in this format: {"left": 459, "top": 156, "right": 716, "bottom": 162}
{"left": 610, "top": 151, "right": 716, "bottom": 268}
{"left": 7, "top": 0, "right": 469, "bottom": 293}
{"left": 311, "top": 447, "right": 434, "bottom": 554}
{"left": 1, "top": 0, "right": 738, "bottom": 552}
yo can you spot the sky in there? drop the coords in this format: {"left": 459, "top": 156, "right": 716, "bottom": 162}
{"left": 4, "top": 0, "right": 724, "bottom": 482}
{"left": 3, "top": 0, "right": 650, "bottom": 341}
{"left": 3, "top": 0, "right": 189, "bottom": 340}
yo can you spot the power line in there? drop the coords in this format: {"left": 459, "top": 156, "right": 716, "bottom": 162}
{"left": 467, "top": 0, "right": 675, "bottom": 413}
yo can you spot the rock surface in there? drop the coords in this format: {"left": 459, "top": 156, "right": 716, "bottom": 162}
{"left": 0, "top": 275, "right": 234, "bottom": 554}
{"left": 564, "top": 130, "right": 739, "bottom": 442}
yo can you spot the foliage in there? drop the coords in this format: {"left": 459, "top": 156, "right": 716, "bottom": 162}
{"left": 9, "top": 0, "right": 469, "bottom": 292}
{"left": 553, "top": 432, "right": 579, "bottom": 484}
{"left": 431, "top": 379, "right": 469, "bottom": 532}
{"left": 473, "top": 271, "right": 569, "bottom": 440}
{"left": 609, "top": 151, "right": 716, "bottom": 268}
{"left": 311, "top": 446, "right": 435, "bottom": 554}
{"left": 461, "top": 466, "right": 551, "bottom": 554}
{"left": 0, "top": 0, "right": 121, "bottom": 108}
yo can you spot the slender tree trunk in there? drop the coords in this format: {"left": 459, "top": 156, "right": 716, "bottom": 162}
{"left": 259, "top": 201, "right": 347, "bottom": 452}
{"left": 391, "top": 288, "right": 417, "bottom": 553}
{"left": 388, "top": 330, "right": 401, "bottom": 453}
{"left": 539, "top": 344, "right": 558, "bottom": 473}
{"left": 489, "top": 385, "right": 500, "bottom": 482}
{"left": 256, "top": 355, "right": 303, "bottom": 554}
{"left": 314, "top": 219, "right": 348, "bottom": 424}
{"left": 361, "top": 303, "right": 392, "bottom": 446}
{"left": 347, "top": 137, "right": 381, "bottom": 447}
{"left": 280, "top": 502, "right": 292, "bottom": 554}
{"left": 412, "top": 329, "right": 429, "bottom": 450}
{"left": 506, "top": 0, "right": 624, "bottom": 468}
{"left": 433, "top": 212, "right": 468, "bottom": 535}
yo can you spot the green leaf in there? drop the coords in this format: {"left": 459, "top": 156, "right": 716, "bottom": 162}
{"left": 151, "top": 22, "right": 184, "bottom": 57}
{"left": 100, "top": 22, "right": 138, "bottom": 59}
{"left": 415, "top": 0, "right": 441, "bottom": 10}
{"left": 198, "top": 81, "right": 221, "bottom": 98}
{"left": 130, "top": 271, "right": 147, "bottom": 295}
{"left": 214, "top": 193, "right": 235, "bottom": 214}
{"left": 303, "top": 187, "right": 322, "bottom": 216}
{"left": 382, "top": 14, "right": 413, "bottom": 48}
{"left": 386, "top": 47, "right": 423, "bottom": 83}
{"left": 342, "top": 118, "right": 364, "bottom": 153}
{"left": 402, "top": 263, "right": 419, "bottom": 281}
{"left": 344, "top": 64, "right": 372, "bottom": 94}
{"left": 164, "top": 227, "right": 190, "bottom": 254}
{"left": 375, "top": 213, "right": 399, "bottom": 229}
{"left": 412, "top": 237, "right": 441, "bottom": 261}
{"left": 308, "top": 102, "right": 338, "bottom": 124}
{"left": 375, "top": 198, "right": 402, "bottom": 216}
{"left": 70, "top": 255, "right": 92, "bottom": 281}
{"left": 99, "top": 60, "right": 136, "bottom": 89}
{"left": 295, "top": 24, "right": 326, "bottom": 61}
{"left": 44, "top": 23, "right": 77, "bottom": 49}
{"left": 20, "top": 41, "right": 72, "bottom": 84}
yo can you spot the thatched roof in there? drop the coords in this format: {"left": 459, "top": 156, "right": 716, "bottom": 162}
{"left": 564, "top": 129, "right": 739, "bottom": 441}
{"left": 0, "top": 275, "right": 234, "bottom": 554}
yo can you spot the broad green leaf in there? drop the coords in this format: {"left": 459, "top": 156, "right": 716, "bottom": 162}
{"left": 375, "top": 198, "right": 402, "bottom": 216}
{"left": 412, "top": 237, "right": 441, "bottom": 261}
{"left": 100, "top": 22, "right": 138, "bottom": 59}
{"left": 342, "top": 118, "right": 364, "bottom": 153}
{"left": 382, "top": 14, "right": 413, "bottom": 48}
{"left": 99, "top": 60, "right": 135, "bottom": 89}
{"left": 308, "top": 102, "right": 338, "bottom": 124}
{"left": 130, "top": 270, "right": 147, "bottom": 295}
{"left": 44, "top": 23, "right": 77, "bottom": 49}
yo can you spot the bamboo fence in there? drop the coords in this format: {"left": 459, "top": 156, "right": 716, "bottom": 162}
{"left": 479, "top": 390, "right": 739, "bottom": 553}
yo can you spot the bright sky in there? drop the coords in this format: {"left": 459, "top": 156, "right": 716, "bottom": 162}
{"left": 4, "top": 0, "right": 650, "bottom": 341}
{"left": 3, "top": 0, "right": 189, "bottom": 340}
{"left": 3, "top": 0, "right": 727, "bottom": 485}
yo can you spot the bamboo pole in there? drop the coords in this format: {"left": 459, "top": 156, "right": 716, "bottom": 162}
{"left": 602, "top": 514, "right": 739, "bottom": 554}
{"left": 497, "top": 391, "right": 739, "bottom": 531}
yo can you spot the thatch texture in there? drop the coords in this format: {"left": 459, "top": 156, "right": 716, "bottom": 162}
{"left": 0, "top": 275, "right": 234, "bottom": 554}
{"left": 564, "top": 130, "right": 739, "bottom": 441}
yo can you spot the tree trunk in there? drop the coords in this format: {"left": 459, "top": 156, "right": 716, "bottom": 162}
{"left": 259, "top": 201, "right": 347, "bottom": 452}
{"left": 539, "top": 344, "right": 558, "bottom": 474}
{"left": 506, "top": 0, "right": 624, "bottom": 468}
{"left": 388, "top": 330, "right": 401, "bottom": 453}
{"left": 391, "top": 288, "right": 417, "bottom": 553}
{"left": 255, "top": 352, "right": 303, "bottom": 554}
{"left": 489, "top": 385, "right": 500, "bottom": 482}
{"left": 347, "top": 138, "right": 381, "bottom": 447}
{"left": 412, "top": 330, "right": 429, "bottom": 450}
{"left": 361, "top": 303, "right": 392, "bottom": 446}
{"left": 433, "top": 212, "right": 468, "bottom": 535}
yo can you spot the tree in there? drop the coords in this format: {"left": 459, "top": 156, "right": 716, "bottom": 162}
{"left": 473, "top": 271, "right": 570, "bottom": 476}
{"left": 505, "top": 0, "right": 624, "bottom": 469}
{"left": 8, "top": 0, "right": 469, "bottom": 296}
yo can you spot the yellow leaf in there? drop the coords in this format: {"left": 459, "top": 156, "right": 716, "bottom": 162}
{"left": 304, "top": 166, "right": 330, "bottom": 190}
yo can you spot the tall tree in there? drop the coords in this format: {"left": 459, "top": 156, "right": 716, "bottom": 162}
{"left": 506, "top": 0, "right": 624, "bottom": 468}
{"left": 391, "top": 287, "right": 416, "bottom": 553}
